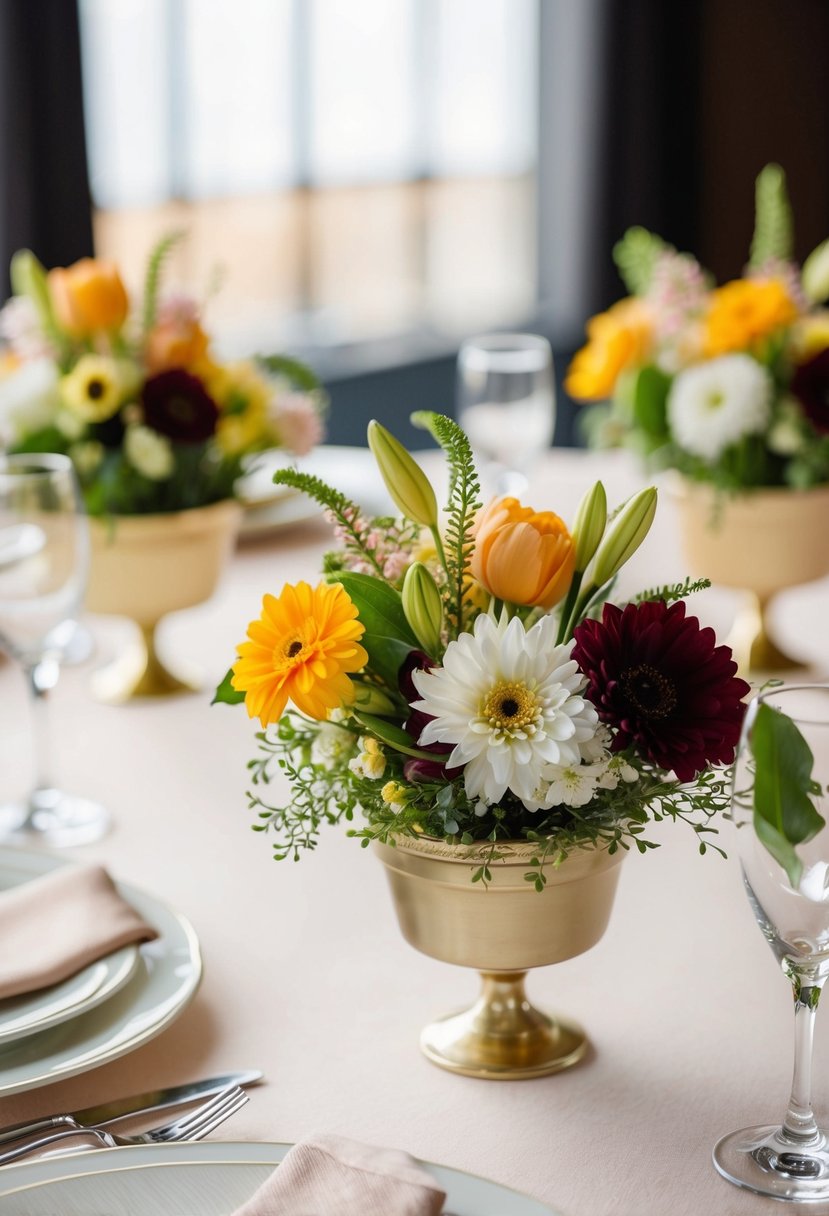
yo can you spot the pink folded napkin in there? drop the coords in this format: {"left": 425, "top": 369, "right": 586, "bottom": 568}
{"left": 232, "top": 1134, "right": 446, "bottom": 1216}
{"left": 0, "top": 864, "right": 157, "bottom": 1001}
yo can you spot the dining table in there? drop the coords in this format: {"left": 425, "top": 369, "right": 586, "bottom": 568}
{"left": 1, "top": 442, "right": 828, "bottom": 1216}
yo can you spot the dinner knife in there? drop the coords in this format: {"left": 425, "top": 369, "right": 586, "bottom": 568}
{"left": 0, "top": 1069, "right": 263, "bottom": 1143}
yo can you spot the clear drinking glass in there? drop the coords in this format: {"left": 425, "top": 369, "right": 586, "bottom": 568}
{"left": 456, "top": 332, "right": 555, "bottom": 496}
{"left": 0, "top": 453, "right": 109, "bottom": 846}
{"left": 714, "top": 684, "right": 829, "bottom": 1201}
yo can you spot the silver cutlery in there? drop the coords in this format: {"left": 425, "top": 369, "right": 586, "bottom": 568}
{"left": 0, "top": 1083, "right": 249, "bottom": 1166}
{"left": 0, "top": 1068, "right": 262, "bottom": 1144}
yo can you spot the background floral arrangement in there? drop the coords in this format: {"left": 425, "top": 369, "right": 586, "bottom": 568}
{"left": 566, "top": 164, "right": 829, "bottom": 492}
{"left": 217, "top": 413, "right": 752, "bottom": 883}
{"left": 0, "top": 234, "right": 324, "bottom": 515}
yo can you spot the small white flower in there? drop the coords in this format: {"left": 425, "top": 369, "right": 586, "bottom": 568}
{"left": 348, "top": 736, "right": 386, "bottom": 780}
{"left": 69, "top": 440, "right": 104, "bottom": 478}
{"left": 311, "top": 722, "right": 354, "bottom": 770}
{"left": 412, "top": 612, "right": 600, "bottom": 812}
{"left": 540, "top": 761, "right": 606, "bottom": 809}
{"left": 667, "top": 354, "right": 772, "bottom": 460}
{"left": 124, "top": 425, "right": 174, "bottom": 481}
{"left": 0, "top": 358, "right": 60, "bottom": 439}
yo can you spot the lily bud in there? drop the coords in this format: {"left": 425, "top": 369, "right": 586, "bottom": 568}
{"left": 367, "top": 420, "right": 438, "bottom": 527}
{"left": 803, "top": 239, "right": 829, "bottom": 304}
{"left": 571, "top": 480, "right": 607, "bottom": 573}
{"left": 352, "top": 683, "right": 399, "bottom": 716}
{"left": 10, "top": 250, "right": 59, "bottom": 339}
{"left": 402, "top": 562, "right": 444, "bottom": 654}
{"left": 590, "top": 486, "right": 657, "bottom": 586}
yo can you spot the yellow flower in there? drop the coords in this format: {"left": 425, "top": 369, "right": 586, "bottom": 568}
{"left": 231, "top": 580, "right": 368, "bottom": 727}
{"left": 703, "top": 278, "right": 798, "bottom": 357}
{"left": 48, "top": 259, "right": 128, "bottom": 337}
{"left": 207, "top": 361, "right": 273, "bottom": 456}
{"left": 565, "top": 298, "right": 652, "bottom": 401}
{"left": 790, "top": 312, "right": 829, "bottom": 361}
{"left": 60, "top": 354, "right": 124, "bottom": 422}
{"left": 470, "top": 496, "right": 575, "bottom": 609}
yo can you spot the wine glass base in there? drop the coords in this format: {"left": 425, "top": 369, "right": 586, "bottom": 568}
{"left": 0, "top": 792, "right": 111, "bottom": 848}
{"left": 714, "top": 1124, "right": 829, "bottom": 1201}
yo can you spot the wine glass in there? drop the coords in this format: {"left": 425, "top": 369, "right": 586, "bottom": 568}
{"left": 456, "top": 332, "right": 555, "bottom": 497}
{"left": 0, "top": 453, "right": 109, "bottom": 846}
{"left": 714, "top": 684, "right": 829, "bottom": 1201}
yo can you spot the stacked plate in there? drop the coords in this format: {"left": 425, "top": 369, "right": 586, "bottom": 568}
{"left": 0, "top": 850, "right": 201, "bottom": 1098}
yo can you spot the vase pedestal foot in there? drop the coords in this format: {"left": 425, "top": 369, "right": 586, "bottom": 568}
{"left": 91, "top": 623, "right": 201, "bottom": 704}
{"left": 728, "top": 593, "right": 807, "bottom": 677}
{"left": 420, "top": 970, "right": 587, "bottom": 1080}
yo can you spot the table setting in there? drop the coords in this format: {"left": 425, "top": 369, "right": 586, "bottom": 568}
{"left": 3, "top": 178, "right": 829, "bottom": 1216}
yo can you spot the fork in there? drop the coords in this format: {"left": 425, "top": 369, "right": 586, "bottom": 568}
{"left": 0, "top": 1084, "right": 249, "bottom": 1166}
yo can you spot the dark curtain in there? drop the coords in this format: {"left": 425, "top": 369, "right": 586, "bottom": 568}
{"left": 0, "top": 0, "right": 93, "bottom": 296}
{"left": 588, "top": 0, "right": 704, "bottom": 315}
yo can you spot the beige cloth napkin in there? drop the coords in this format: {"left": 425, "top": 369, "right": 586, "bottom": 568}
{"left": 0, "top": 864, "right": 157, "bottom": 1001}
{"left": 232, "top": 1134, "right": 446, "bottom": 1216}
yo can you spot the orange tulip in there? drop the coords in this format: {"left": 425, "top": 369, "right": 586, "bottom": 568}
{"left": 145, "top": 314, "right": 211, "bottom": 374}
{"left": 48, "top": 259, "right": 128, "bottom": 336}
{"left": 470, "top": 497, "right": 575, "bottom": 609}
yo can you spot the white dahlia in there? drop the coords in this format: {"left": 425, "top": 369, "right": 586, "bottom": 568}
{"left": 411, "top": 612, "right": 599, "bottom": 812}
{"left": 667, "top": 353, "right": 772, "bottom": 460}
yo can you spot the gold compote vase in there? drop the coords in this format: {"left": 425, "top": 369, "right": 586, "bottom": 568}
{"left": 374, "top": 833, "right": 624, "bottom": 1080}
{"left": 670, "top": 479, "right": 829, "bottom": 676}
{"left": 86, "top": 499, "right": 242, "bottom": 703}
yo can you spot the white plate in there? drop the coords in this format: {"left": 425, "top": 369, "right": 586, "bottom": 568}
{"left": 238, "top": 445, "right": 395, "bottom": 539}
{"left": 0, "top": 850, "right": 201, "bottom": 1096}
{"left": 0, "top": 944, "right": 139, "bottom": 1048}
{"left": 0, "top": 1141, "right": 560, "bottom": 1214}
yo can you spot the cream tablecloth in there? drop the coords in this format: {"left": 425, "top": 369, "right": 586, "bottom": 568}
{"left": 1, "top": 447, "right": 829, "bottom": 1216}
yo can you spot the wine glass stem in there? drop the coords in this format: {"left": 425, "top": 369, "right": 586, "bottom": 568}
{"left": 24, "top": 656, "right": 60, "bottom": 810}
{"left": 783, "top": 979, "right": 824, "bottom": 1143}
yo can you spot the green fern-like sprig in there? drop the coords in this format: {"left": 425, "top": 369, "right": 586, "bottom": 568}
{"left": 411, "top": 411, "right": 481, "bottom": 637}
{"left": 612, "top": 226, "right": 671, "bottom": 295}
{"left": 749, "top": 163, "right": 793, "bottom": 269}
{"left": 633, "top": 576, "right": 711, "bottom": 605}
{"left": 142, "top": 229, "right": 186, "bottom": 334}
{"left": 272, "top": 468, "right": 384, "bottom": 574}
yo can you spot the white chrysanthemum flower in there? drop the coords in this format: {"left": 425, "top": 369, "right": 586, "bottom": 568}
{"left": 539, "top": 761, "right": 607, "bottom": 809}
{"left": 667, "top": 353, "right": 772, "bottom": 460}
{"left": 411, "top": 612, "right": 599, "bottom": 812}
{"left": 124, "top": 424, "right": 174, "bottom": 481}
{"left": 0, "top": 358, "right": 60, "bottom": 440}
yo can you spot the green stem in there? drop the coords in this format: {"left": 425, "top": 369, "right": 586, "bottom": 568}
{"left": 555, "top": 571, "right": 584, "bottom": 646}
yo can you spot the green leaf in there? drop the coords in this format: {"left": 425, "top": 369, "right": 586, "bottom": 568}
{"left": 751, "top": 702, "right": 825, "bottom": 887}
{"left": 612, "top": 227, "right": 671, "bottom": 295}
{"left": 142, "top": 230, "right": 186, "bottom": 334}
{"left": 257, "top": 354, "right": 321, "bottom": 392}
{"left": 630, "top": 365, "right": 671, "bottom": 440}
{"left": 337, "top": 572, "right": 418, "bottom": 648}
{"left": 212, "top": 667, "right": 245, "bottom": 706}
{"left": 352, "top": 713, "right": 442, "bottom": 762}
{"left": 749, "top": 163, "right": 793, "bottom": 269}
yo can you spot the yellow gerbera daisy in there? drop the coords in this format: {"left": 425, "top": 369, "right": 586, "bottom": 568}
{"left": 60, "top": 354, "right": 132, "bottom": 423}
{"left": 231, "top": 580, "right": 368, "bottom": 727}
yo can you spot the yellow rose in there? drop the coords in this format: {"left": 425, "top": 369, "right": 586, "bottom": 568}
{"left": 470, "top": 496, "right": 575, "bottom": 609}
{"left": 703, "top": 278, "right": 797, "bottom": 357}
{"left": 565, "top": 299, "right": 652, "bottom": 401}
{"left": 48, "top": 259, "right": 128, "bottom": 337}
{"left": 790, "top": 312, "right": 829, "bottom": 361}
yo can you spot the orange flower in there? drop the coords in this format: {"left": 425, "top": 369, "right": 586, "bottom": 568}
{"left": 145, "top": 315, "right": 211, "bottom": 374}
{"left": 48, "top": 259, "right": 128, "bottom": 336}
{"left": 703, "top": 278, "right": 798, "bottom": 357}
{"left": 231, "top": 580, "right": 368, "bottom": 727}
{"left": 470, "top": 497, "right": 575, "bottom": 609}
{"left": 564, "top": 299, "right": 652, "bottom": 401}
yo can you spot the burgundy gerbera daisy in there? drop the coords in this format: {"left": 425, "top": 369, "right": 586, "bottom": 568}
{"left": 790, "top": 348, "right": 829, "bottom": 433}
{"left": 142, "top": 369, "right": 219, "bottom": 444}
{"left": 571, "top": 599, "right": 750, "bottom": 782}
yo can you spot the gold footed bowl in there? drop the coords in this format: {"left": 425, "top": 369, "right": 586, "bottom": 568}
{"left": 86, "top": 499, "right": 242, "bottom": 703}
{"left": 670, "top": 479, "right": 829, "bottom": 676}
{"left": 374, "top": 834, "right": 624, "bottom": 1080}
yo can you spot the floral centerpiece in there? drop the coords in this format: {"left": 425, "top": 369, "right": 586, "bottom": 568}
{"left": 565, "top": 164, "right": 829, "bottom": 490}
{"left": 217, "top": 412, "right": 750, "bottom": 872}
{"left": 216, "top": 413, "right": 753, "bottom": 1077}
{"left": 0, "top": 235, "right": 324, "bottom": 514}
